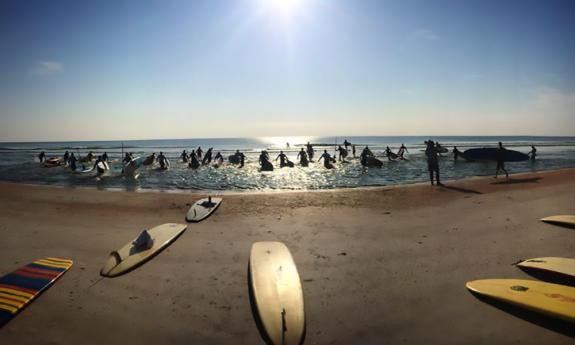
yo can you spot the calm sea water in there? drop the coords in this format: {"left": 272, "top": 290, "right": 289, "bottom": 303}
{"left": 0, "top": 136, "right": 574, "bottom": 191}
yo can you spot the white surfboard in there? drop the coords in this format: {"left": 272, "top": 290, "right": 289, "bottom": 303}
{"left": 185, "top": 197, "right": 222, "bottom": 222}
{"left": 541, "top": 215, "right": 575, "bottom": 228}
{"left": 249, "top": 241, "right": 305, "bottom": 345}
{"left": 100, "top": 223, "right": 187, "bottom": 277}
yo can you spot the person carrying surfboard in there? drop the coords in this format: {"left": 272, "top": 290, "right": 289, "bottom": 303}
{"left": 196, "top": 146, "right": 203, "bottom": 160}
{"left": 318, "top": 150, "right": 335, "bottom": 169}
{"left": 336, "top": 145, "right": 348, "bottom": 162}
{"left": 425, "top": 140, "right": 442, "bottom": 186}
{"left": 397, "top": 144, "right": 408, "bottom": 159}
{"left": 276, "top": 151, "right": 289, "bottom": 168}
{"left": 188, "top": 150, "right": 200, "bottom": 169}
{"left": 529, "top": 145, "right": 537, "bottom": 161}
{"left": 495, "top": 142, "right": 509, "bottom": 179}
{"left": 202, "top": 148, "right": 213, "bottom": 165}
{"left": 453, "top": 146, "right": 462, "bottom": 161}
{"left": 157, "top": 152, "right": 170, "bottom": 169}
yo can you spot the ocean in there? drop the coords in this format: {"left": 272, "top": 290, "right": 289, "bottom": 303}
{"left": 0, "top": 136, "right": 574, "bottom": 192}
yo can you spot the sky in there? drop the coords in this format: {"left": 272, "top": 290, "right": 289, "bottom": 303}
{"left": 0, "top": 0, "right": 574, "bottom": 141}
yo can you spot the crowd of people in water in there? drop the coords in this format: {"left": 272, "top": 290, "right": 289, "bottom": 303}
{"left": 37, "top": 140, "right": 538, "bottom": 185}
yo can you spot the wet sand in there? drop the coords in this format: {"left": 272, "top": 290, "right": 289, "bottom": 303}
{"left": 0, "top": 169, "right": 574, "bottom": 344}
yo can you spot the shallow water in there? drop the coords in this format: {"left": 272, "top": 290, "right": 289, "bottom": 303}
{"left": 0, "top": 136, "right": 574, "bottom": 191}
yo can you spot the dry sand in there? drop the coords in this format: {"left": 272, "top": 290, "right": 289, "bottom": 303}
{"left": 0, "top": 169, "right": 574, "bottom": 344}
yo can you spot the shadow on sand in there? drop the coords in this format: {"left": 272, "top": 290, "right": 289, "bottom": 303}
{"left": 468, "top": 291, "right": 575, "bottom": 339}
{"left": 515, "top": 267, "right": 575, "bottom": 288}
{"left": 247, "top": 264, "right": 307, "bottom": 345}
{"left": 439, "top": 185, "right": 482, "bottom": 194}
{"left": 491, "top": 177, "right": 542, "bottom": 185}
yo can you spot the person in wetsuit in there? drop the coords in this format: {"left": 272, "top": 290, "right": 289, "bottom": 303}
{"left": 276, "top": 151, "right": 288, "bottom": 167}
{"left": 63, "top": 151, "right": 70, "bottom": 164}
{"left": 343, "top": 140, "right": 351, "bottom": 150}
{"left": 306, "top": 142, "right": 314, "bottom": 160}
{"left": 384, "top": 146, "right": 395, "bottom": 161}
{"left": 214, "top": 152, "right": 224, "bottom": 166}
{"left": 297, "top": 148, "right": 309, "bottom": 166}
{"left": 157, "top": 152, "right": 170, "bottom": 169}
{"left": 189, "top": 150, "right": 200, "bottom": 169}
{"left": 425, "top": 140, "right": 442, "bottom": 186}
{"left": 453, "top": 146, "right": 462, "bottom": 161}
{"left": 38, "top": 151, "right": 46, "bottom": 162}
{"left": 495, "top": 142, "right": 508, "bottom": 179}
{"left": 181, "top": 150, "right": 189, "bottom": 163}
{"left": 318, "top": 150, "right": 335, "bottom": 169}
{"left": 397, "top": 144, "right": 408, "bottom": 159}
{"left": 352, "top": 145, "right": 356, "bottom": 157}
{"left": 122, "top": 152, "right": 133, "bottom": 164}
{"left": 196, "top": 147, "right": 203, "bottom": 160}
{"left": 529, "top": 145, "right": 537, "bottom": 161}
{"left": 336, "top": 145, "right": 348, "bottom": 162}
{"left": 202, "top": 148, "right": 213, "bottom": 165}
{"left": 102, "top": 152, "right": 109, "bottom": 162}
{"left": 69, "top": 153, "right": 78, "bottom": 171}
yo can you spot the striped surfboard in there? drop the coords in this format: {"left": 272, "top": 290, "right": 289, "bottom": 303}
{"left": 0, "top": 257, "right": 73, "bottom": 327}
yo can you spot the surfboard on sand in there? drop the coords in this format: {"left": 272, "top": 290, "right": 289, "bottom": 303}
{"left": 463, "top": 148, "right": 529, "bottom": 162}
{"left": 100, "top": 223, "right": 187, "bottom": 277}
{"left": 249, "top": 241, "right": 305, "bottom": 345}
{"left": 0, "top": 258, "right": 73, "bottom": 327}
{"left": 466, "top": 279, "right": 575, "bottom": 323}
{"left": 541, "top": 215, "right": 575, "bottom": 228}
{"left": 516, "top": 257, "right": 575, "bottom": 279}
{"left": 186, "top": 197, "right": 222, "bottom": 222}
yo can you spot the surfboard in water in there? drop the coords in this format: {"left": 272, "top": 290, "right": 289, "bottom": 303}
{"left": 0, "top": 258, "right": 73, "bottom": 327}
{"left": 466, "top": 279, "right": 575, "bottom": 323}
{"left": 249, "top": 241, "right": 305, "bottom": 345}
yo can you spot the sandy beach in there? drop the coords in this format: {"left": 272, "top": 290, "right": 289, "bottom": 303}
{"left": 0, "top": 169, "right": 574, "bottom": 344}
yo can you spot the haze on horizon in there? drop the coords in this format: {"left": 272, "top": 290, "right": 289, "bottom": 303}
{"left": 1, "top": 0, "right": 574, "bottom": 142}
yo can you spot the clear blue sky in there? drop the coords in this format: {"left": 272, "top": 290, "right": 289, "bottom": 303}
{"left": 1, "top": 0, "right": 574, "bottom": 141}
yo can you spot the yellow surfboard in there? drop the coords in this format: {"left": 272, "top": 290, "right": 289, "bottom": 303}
{"left": 466, "top": 279, "right": 575, "bottom": 323}
{"left": 101, "top": 223, "right": 187, "bottom": 277}
{"left": 541, "top": 215, "right": 575, "bottom": 228}
{"left": 249, "top": 241, "right": 305, "bottom": 345}
{"left": 516, "top": 257, "right": 575, "bottom": 279}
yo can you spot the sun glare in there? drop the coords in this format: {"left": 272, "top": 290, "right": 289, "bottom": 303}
{"left": 262, "top": 0, "right": 304, "bottom": 18}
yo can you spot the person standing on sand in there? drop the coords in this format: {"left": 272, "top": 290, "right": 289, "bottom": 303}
{"left": 529, "top": 145, "right": 537, "bottom": 161}
{"left": 495, "top": 142, "right": 509, "bottom": 179}
{"left": 453, "top": 146, "right": 462, "bottom": 161}
{"left": 425, "top": 140, "right": 442, "bottom": 186}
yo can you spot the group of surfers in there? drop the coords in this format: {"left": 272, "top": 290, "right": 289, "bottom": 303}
{"left": 38, "top": 150, "right": 110, "bottom": 175}
{"left": 140, "top": 147, "right": 247, "bottom": 170}
{"left": 38, "top": 140, "right": 538, "bottom": 182}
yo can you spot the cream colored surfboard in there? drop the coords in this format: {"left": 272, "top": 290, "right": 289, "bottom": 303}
{"left": 466, "top": 279, "right": 575, "bottom": 323}
{"left": 185, "top": 197, "right": 222, "bottom": 222}
{"left": 541, "top": 215, "right": 575, "bottom": 228}
{"left": 101, "top": 223, "right": 187, "bottom": 277}
{"left": 249, "top": 241, "right": 305, "bottom": 345}
{"left": 516, "top": 257, "right": 575, "bottom": 278}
